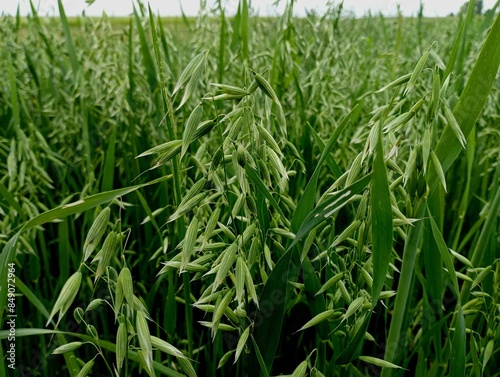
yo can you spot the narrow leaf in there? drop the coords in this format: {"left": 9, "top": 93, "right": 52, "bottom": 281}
{"left": 450, "top": 307, "right": 466, "bottom": 377}
{"left": 371, "top": 123, "right": 393, "bottom": 305}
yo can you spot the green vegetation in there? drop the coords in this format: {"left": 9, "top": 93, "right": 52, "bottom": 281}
{"left": 1, "top": 0, "right": 499, "bottom": 376}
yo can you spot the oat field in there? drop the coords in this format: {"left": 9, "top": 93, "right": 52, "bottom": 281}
{"left": 0, "top": 0, "right": 499, "bottom": 376}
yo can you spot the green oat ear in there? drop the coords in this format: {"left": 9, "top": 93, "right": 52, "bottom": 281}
{"left": 290, "top": 175, "right": 372, "bottom": 250}
{"left": 76, "top": 358, "right": 95, "bottom": 377}
{"left": 52, "top": 341, "right": 83, "bottom": 355}
{"left": 404, "top": 47, "right": 430, "bottom": 96}
{"left": 46, "top": 271, "right": 82, "bottom": 328}
{"left": 382, "top": 9, "right": 500, "bottom": 377}
{"left": 116, "top": 321, "right": 128, "bottom": 372}
{"left": 180, "top": 217, "right": 199, "bottom": 272}
{"left": 83, "top": 207, "right": 110, "bottom": 262}
{"left": 57, "top": 0, "right": 79, "bottom": 77}
{"left": 181, "top": 103, "right": 204, "bottom": 159}
{"left": 234, "top": 325, "right": 250, "bottom": 363}
{"left": 150, "top": 335, "right": 187, "bottom": 359}
{"left": 432, "top": 11, "right": 500, "bottom": 182}
{"left": 0, "top": 176, "right": 169, "bottom": 323}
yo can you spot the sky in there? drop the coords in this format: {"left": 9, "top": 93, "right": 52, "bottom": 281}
{"left": 1, "top": 0, "right": 497, "bottom": 18}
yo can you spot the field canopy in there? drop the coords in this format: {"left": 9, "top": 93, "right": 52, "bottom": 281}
{"left": 0, "top": 1, "right": 499, "bottom": 376}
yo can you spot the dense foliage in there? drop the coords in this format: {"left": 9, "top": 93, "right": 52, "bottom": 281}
{"left": 0, "top": 1, "right": 499, "bottom": 376}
